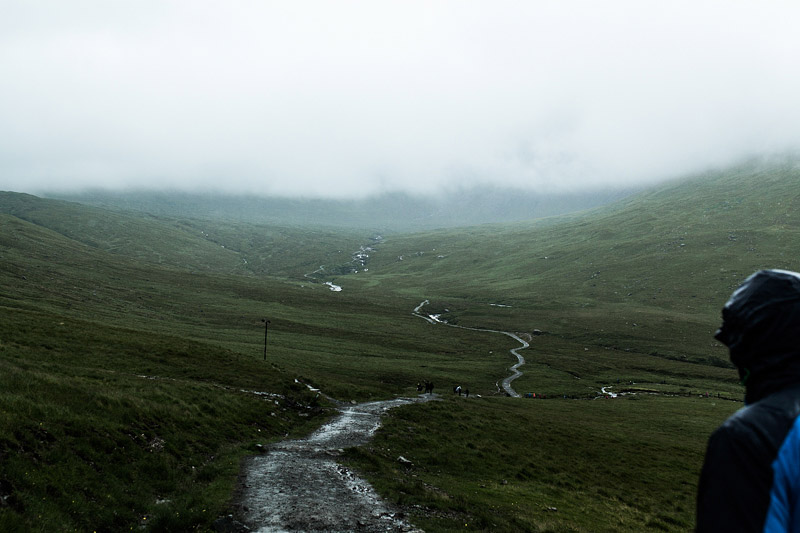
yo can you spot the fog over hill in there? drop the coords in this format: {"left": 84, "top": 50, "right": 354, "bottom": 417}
{"left": 4, "top": 3, "right": 800, "bottom": 200}
{"left": 46, "top": 154, "right": 800, "bottom": 232}
{"left": 49, "top": 185, "right": 636, "bottom": 232}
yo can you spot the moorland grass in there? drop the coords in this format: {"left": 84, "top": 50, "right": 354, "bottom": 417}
{"left": 350, "top": 160, "right": 800, "bottom": 368}
{"left": 0, "top": 306, "right": 326, "bottom": 532}
{"left": 0, "top": 197, "right": 552, "bottom": 530}
{"left": 1, "top": 160, "right": 793, "bottom": 531}
{"left": 344, "top": 394, "right": 737, "bottom": 532}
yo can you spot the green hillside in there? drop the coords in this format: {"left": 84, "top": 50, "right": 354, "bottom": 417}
{"left": 0, "top": 194, "right": 515, "bottom": 531}
{"left": 354, "top": 159, "right": 800, "bottom": 364}
{"left": 0, "top": 191, "right": 370, "bottom": 278}
{"left": 2, "top": 159, "right": 796, "bottom": 531}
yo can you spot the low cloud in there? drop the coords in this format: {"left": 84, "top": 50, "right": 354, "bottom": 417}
{"left": 2, "top": 1, "right": 799, "bottom": 198}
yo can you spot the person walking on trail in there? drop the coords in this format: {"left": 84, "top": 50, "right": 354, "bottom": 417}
{"left": 696, "top": 269, "right": 800, "bottom": 532}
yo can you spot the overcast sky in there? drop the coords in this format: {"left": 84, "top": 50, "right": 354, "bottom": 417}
{"left": 2, "top": 1, "right": 799, "bottom": 198}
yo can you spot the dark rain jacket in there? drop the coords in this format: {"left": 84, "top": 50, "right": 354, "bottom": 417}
{"left": 697, "top": 270, "right": 800, "bottom": 532}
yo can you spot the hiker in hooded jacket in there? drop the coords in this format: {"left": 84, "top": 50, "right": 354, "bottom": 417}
{"left": 697, "top": 269, "right": 800, "bottom": 532}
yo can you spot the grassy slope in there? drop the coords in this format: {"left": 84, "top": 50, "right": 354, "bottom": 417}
{"left": 351, "top": 159, "right": 800, "bottom": 380}
{"left": 337, "top": 159, "right": 800, "bottom": 531}
{"left": 0, "top": 197, "right": 516, "bottom": 531}
{"left": 0, "top": 211, "right": 332, "bottom": 531}
{"left": 0, "top": 306, "right": 326, "bottom": 532}
{"left": 2, "top": 159, "right": 797, "bottom": 531}
{"left": 346, "top": 394, "right": 732, "bottom": 532}
{"left": 0, "top": 191, "right": 370, "bottom": 279}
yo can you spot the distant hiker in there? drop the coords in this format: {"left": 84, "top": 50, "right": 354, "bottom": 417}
{"left": 697, "top": 270, "right": 800, "bottom": 532}
{"left": 424, "top": 381, "right": 434, "bottom": 395}
{"left": 454, "top": 385, "right": 462, "bottom": 396}
{"left": 465, "top": 388, "right": 469, "bottom": 398}
{"left": 417, "top": 382, "right": 423, "bottom": 392}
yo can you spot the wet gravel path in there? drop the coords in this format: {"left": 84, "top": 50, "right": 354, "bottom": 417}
{"left": 238, "top": 397, "right": 430, "bottom": 532}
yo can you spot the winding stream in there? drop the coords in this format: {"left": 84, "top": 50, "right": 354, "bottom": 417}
{"left": 413, "top": 300, "right": 528, "bottom": 397}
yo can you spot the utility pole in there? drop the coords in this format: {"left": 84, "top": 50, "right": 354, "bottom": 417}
{"left": 261, "top": 319, "right": 270, "bottom": 361}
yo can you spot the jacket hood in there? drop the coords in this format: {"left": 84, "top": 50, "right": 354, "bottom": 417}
{"left": 715, "top": 269, "right": 800, "bottom": 403}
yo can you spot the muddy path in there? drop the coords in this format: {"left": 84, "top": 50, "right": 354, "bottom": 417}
{"left": 413, "top": 300, "right": 528, "bottom": 397}
{"left": 236, "top": 397, "right": 430, "bottom": 532}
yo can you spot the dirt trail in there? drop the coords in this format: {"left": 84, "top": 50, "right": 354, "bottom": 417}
{"left": 237, "top": 397, "right": 429, "bottom": 532}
